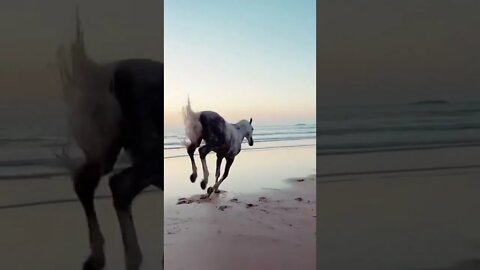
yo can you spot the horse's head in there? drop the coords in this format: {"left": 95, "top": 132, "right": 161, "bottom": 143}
{"left": 242, "top": 118, "right": 254, "bottom": 146}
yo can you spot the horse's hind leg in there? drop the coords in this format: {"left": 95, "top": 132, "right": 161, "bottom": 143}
{"left": 73, "top": 162, "right": 105, "bottom": 270}
{"left": 207, "top": 156, "right": 234, "bottom": 197}
{"left": 198, "top": 145, "right": 211, "bottom": 190}
{"left": 187, "top": 144, "right": 198, "bottom": 183}
{"left": 109, "top": 164, "right": 155, "bottom": 270}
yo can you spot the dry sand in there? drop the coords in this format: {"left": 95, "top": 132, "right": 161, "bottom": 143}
{"left": 317, "top": 146, "right": 480, "bottom": 270}
{"left": 164, "top": 174, "right": 316, "bottom": 270}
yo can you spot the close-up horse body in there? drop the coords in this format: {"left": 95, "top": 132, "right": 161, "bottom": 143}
{"left": 57, "top": 6, "right": 163, "bottom": 270}
{"left": 182, "top": 98, "right": 254, "bottom": 197}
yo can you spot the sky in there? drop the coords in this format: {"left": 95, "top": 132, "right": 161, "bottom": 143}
{"left": 164, "top": 0, "right": 316, "bottom": 128}
{"left": 318, "top": 0, "right": 480, "bottom": 107}
{"left": 3, "top": 1, "right": 480, "bottom": 129}
{"left": 0, "top": 0, "right": 163, "bottom": 130}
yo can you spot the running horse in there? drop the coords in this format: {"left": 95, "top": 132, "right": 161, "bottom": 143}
{"left": 56, "top": 7, "right": 163, "bottom": 270}
{"left": 183, "top": 99, "right": 255, "bottom": 197}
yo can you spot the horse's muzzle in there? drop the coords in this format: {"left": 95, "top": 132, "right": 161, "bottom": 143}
{"left": 248, "top": 138, "right": 254, "bottom": 146}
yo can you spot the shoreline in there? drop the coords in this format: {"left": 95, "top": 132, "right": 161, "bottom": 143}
{"left": 164, "top": 142, "right": 316, "bottom": 159}
{"left": 0, "top": 140, "right": 316, "bottom": 179}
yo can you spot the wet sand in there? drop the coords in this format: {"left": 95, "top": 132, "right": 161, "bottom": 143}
{"left": 164, "top": 176, "right": 316, "bottom": 270}
{"left": 0, "top": 144, "right": 315, "bottom": 270}
{"left": 0, "top": 176, "right": 163, "bottom": 270}
{"left": 164, "top": 145, "right": 316, "bottom": 270}
{"left": 317, "top": 146, "right": 480, "bottom": 270}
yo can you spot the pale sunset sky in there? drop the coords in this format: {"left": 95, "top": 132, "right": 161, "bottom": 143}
{"left": 0, "top": 0, "right": 163, "bottom": 129}
{"left": 318, "top": 1, "right": 480, "bottom": 107}
{"left": 164, "top": 0, "right": 316, "bottom": 128}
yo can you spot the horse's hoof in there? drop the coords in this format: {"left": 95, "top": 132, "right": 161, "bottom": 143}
{"left": 207, "top": 187, "right": 213, "bottom": 195}
{"left": 83, "top": 255, "right": 105, "bottom": 270}
{"left": 126, "top": 252, "right": 143, "bottom": 270}
{"left": 214, "top": 189, "right": 221, "bottom": 193}
{"left": 190, "top": 173, "right": 197, "bottom": 183}
{"left": 200, "top": 181, "right": 207, "bottom": 190}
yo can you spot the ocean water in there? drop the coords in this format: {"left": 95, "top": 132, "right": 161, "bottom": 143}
{"left": 2, "top": 101, "right": 479, "bottom": 179}
{"left": 0, "top": 117, "right": 316, "bottom": 178}
{"left": 164, "top": 123, "right": 316, "bottom": 158}
{"left": 317, "top": 101, "right": 480, "bottom": 156}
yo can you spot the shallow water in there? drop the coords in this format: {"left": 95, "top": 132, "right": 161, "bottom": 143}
{"left": 164, "top": 145, "right": 316, "bottom": 201}
{"left": 318, "top": 102, "right": 480, "bottom": 155}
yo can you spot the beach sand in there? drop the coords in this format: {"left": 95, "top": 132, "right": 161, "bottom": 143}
{"left": 317, "top": 146, "right": 480, "bottom": 270}
{"left": 0, "top": 145, "right": 315, "bottom": 270}
{"left": 0, "top": 175, "right": 163, "bottom": 270}
{"left": 164, "top": 145, "right": 316, "bottom": 270}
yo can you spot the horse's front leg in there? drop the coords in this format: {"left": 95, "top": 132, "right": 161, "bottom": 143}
{"left": 207, "top": 156, "right": 234, "bottom": 197}
{"left": 187, "top": 144, "right": 198, "bottom": 183}
{"left": 73, "top": 162, "right": 105, "bottom": 270}
{"left": 198, "top": 145, "right": 211, "bottom": 190}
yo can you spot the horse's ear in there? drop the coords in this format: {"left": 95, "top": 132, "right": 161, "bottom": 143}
{"left": 249, "top": 118, "right": 252, "bottom": 124}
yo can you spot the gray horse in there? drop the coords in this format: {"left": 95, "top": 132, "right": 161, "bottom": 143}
{"left": 183, "top": 99, "right": 254, "bottom": 197}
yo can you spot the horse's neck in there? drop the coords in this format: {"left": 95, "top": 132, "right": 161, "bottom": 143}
{"left": 229, "top": 123, "right": 246, "bottom": 145}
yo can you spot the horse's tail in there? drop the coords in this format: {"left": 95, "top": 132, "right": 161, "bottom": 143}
{"left": 182, "top": 96, "right": 202, "bottom": 147}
